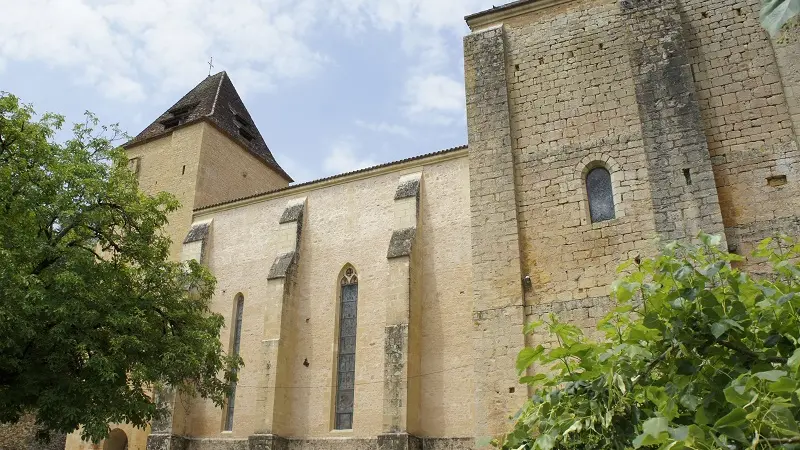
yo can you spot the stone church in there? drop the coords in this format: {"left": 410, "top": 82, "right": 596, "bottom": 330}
{"left": 59, "top": 0, "right": 799, "bottom": 448}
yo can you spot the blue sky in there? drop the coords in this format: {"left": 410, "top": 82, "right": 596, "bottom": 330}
{"left": 0, "top": 0, "right": 497, "bottom": 183}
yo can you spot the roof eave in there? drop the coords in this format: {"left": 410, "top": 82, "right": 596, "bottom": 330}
{"left": 464, "top": 0, "right": 572, "bottom": 31}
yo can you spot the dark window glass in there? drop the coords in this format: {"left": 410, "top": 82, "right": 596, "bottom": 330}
{"left": 335, "top": 269, "right": 358, "bottom": 430}
{"left": 586, "top": 167, "right": 615, "bottom": 222}
{"left": 224, "top": 295, "right": 244, "bottom": 431}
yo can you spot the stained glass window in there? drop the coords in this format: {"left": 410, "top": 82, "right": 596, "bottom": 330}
{"left": 224, "top": 294, "right": 244, "bottom": 431}
{"left": 335, "top": 267, "right": 358, "bottom": 430}
{"left": 586, "top": 167, "right": 615, "bottom": 223}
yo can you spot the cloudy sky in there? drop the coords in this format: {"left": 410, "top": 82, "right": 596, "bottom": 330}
{"left": 0, "top": 0, "right": 497, "bottom": 183}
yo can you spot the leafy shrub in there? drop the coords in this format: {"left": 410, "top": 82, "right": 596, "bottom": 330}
{"left": 499, "top": 233, "right": 800, "bottom": 449}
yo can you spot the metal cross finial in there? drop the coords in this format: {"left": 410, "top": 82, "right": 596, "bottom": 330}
{"left": 207, "top": 56, "right": 214, "bottom": 77}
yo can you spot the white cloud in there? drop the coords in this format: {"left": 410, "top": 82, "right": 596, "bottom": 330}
{"left": 354, "top": 119, "right": 412, "bottom": 137}
{"left": 404, "top": 74, "right": 465, "bottom": 125}
{"left": 0, "top": 0, "right": 495, "bottom": 134}
{"left": 323, "top": 139, "right": 377, "bottom": 175}
{"left": 0, "top": 0, "right": 327, "bottom": 102}
{"left": 328, "top": 0, "right": 487, "bottom": 127}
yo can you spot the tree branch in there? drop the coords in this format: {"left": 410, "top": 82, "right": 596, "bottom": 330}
{"left": 633, "top": 342, "right": 679, "bottom": 385}
{"left": 718, "top": 340, "right": 788, "bottom": 364}
{"left": 764, "top": 436, "right": 800, "bottom": 444}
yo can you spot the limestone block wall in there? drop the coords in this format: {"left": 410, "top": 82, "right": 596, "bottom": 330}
{"left": 63, "top": 423, "right": 149, "bottom": 450}
{"left": 486, "top": 0, "right": 662, "bottom": 340}
{"left": 194, "top": 123, "right": 290, "bottom": 210}
{"left": 463, "top": 25, "right": 528, "bottom": 443}
{"left": 181, "top": 151, "right": 473, "bottom": 446}
{"left": 682, "top": 0, "right": 800, "bottom": 258}
{"left": 125, "top": 123, "right": 205, "bottom": 261}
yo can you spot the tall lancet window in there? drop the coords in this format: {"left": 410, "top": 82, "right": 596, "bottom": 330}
{"left": 586, "top": 166, "right": 615, "bottom": 222}
{"left": 334, "top": 266, "right": 359, "bottom": 430}
{"left": 224, "top": 294, "right": 244, "bottom": 431}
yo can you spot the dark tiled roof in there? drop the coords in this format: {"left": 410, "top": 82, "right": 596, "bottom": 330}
{"left": 194, "top": 144, "right": 468, "bottom": 212}
{"left": 124, "top": 71, "right": 292, "bottom": 182}
{"left": 464, "top": 0, "right": 537, "bottom": 22}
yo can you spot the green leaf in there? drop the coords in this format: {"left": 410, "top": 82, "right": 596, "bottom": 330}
{"left": 668, "top": 426, "right": 689, "bottom": 441}
{"left": 789, "top": 348, "right": 800, "bottom": 370}
{"left": 717, "top": 425, "right": 748, "bottom": 443}
{"left": 695, "top": 406, "right": 711, "bottom": 425}
{"left": 523, "top": 320, "right": 544, "bottom": 335}
{"left": 755, "top": 370, "right": 788, "bottom": 381}
{"left": 711, "top": 321, "right": 729, "bottom": 338}
{"left": 634, "top": 417, "right": 669, "bottom": 448}
{"left": 776, "top": 293, "right": 796, "bottom": 305}
{"left": 534, "top": 434, "right": 555, "bottom": 450}
{"left": 516, "top": 346, "right": 544, "bottom": 374}
{"left": 714, "top": 408, "right": 747, "bottom": 428}
{"left": 520, "top": 374, "right": 547, "bottom": 385}
{"left": 643, "top": 417, "right": 669, "bottom": 436}
{"left": 768, "top": 377, "right": 796, "bottom": 393}
{"left": 768, "top": 404, "right": 799, "bottom": 434}
{"left": 724, "top": 385, "right": 753, "bottom": 407}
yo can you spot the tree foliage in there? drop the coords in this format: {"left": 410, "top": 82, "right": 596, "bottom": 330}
{"left": 0, "top": 93, "right": 240, "bottom": 441}
{"left": 498, "top": 233, "right": 800, "bottom": 449}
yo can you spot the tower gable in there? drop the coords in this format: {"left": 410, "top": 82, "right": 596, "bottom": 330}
{"left": 125, "top": 72, "right": 292, "bottom": 182}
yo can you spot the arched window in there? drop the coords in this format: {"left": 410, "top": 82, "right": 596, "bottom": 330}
{"left": 334, "top": 266, "right": 358, "bottom": 430}
{"left": 586, "top": 166, "right": 615, "bottom": 222}
{"left": 224, "top": 294, "right": 244, "bottom": 431}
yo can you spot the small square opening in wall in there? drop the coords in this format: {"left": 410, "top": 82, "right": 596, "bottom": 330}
{"left": 127, "top": 157, "right": 140, "bottom": 176}
{"left": 701, "top": 11, "right": 708, "bottom": 18}
{"left": 598, "top": 43, "right": 604, "bottom": 50}
{"left": 767, "top": 174, "right": 787, "bottom": 187}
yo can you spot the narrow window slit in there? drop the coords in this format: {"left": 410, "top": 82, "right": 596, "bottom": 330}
{"left": 224, "top": 294, "right": 245, "bottom": 432}
{"left": 683, "top": 168, "right": 692, "bottom": 185}
{"left": 334, "top": 267, "right": 358, "bottom": 430}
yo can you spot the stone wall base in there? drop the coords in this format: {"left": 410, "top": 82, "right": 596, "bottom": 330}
{"left": 146, "top": 433, "right": 188, "bottom": 450}
{"left": 147, "top": 434, "right": 473, "bottom": 450}
{"left": 377, "top": 433, "right": 421, "bottom": 450}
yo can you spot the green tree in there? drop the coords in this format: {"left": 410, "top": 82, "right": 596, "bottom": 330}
{"left": 499, "top": 233, "right": 800, "bottom": 449}
{"left": 0, "top": 93, "right": 240, "bottom": 442}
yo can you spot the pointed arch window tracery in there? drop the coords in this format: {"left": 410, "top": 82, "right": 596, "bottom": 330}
{"left": 334, "top": 266, "right": 358, "bottom": 430}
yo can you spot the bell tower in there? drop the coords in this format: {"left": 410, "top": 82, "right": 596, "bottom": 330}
{"left": 124, "top": 71, "right": 292, "bottom": 260}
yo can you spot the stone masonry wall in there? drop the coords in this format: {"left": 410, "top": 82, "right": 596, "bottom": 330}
{"left": 622, "top": 0, "right": 726, "bottom": 242}
{"left": 463, "top": 25, "right": 528, "bottom": 443}
{"left": 194, "top": 123, "right": 289, "bottom": 210}
{"left": 682, "top": 0, "right": 800, "bottom": 259}
{"left": 124, "top": 123, "right": 205, "bottom": 261}
{"left": 498, "top": 0, "right": 661, "bottom": 339}
{"left": 184, "top": 152, "right": 473, "bottom": 442}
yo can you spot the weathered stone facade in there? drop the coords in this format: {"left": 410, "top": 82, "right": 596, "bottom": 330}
{"left": 56, "top": 0, "right": 800, "bottom": 449}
